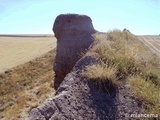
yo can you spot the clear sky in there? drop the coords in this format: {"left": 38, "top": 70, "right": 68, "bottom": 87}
{"left": 0, "top": 0, "right": 160, "bottom": 35}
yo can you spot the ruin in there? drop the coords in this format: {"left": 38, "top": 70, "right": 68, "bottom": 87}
{"left": 26, "top": 14, "right": 142, "bottom": 120}
{"left": 52, "top": 14, "right": 96, "bottom": 89}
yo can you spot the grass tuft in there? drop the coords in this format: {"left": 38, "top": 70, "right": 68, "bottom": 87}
{"left": 82, "top": 60, "right": 117, "bottom": 89}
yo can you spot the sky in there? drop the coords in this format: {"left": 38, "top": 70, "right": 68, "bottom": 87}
{"left": 0, "top": 0, "right": 160, "bottom": 35}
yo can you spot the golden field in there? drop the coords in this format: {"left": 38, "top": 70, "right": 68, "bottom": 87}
{"left": 139, "top": 35, "right": 160, "bottom": 56}
{"left": 0, "top": 36, "right": 57, "bottom": 73}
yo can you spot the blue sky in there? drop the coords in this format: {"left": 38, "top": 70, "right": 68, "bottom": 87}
{"left": 0, "top": 0, "right": 160, "bottom": 35}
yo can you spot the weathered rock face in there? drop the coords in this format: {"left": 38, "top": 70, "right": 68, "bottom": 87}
{"left": 26, "top": 56, "right": 116, "bottom": 120}
{"left": 26, "top": 54, "right": 142, "bottom": 120}
{"left": 52, "top": 14, "right": 96, "bottom": 89}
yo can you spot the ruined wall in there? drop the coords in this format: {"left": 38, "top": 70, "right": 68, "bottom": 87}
{"left": 26, "top": 14, "right": 142, "bottom": 120}
{"left": 26, "top": 55, "right": 117, "bottom": 120}
{"left": 26, "top": 53, "right": 142, "bottom": 120}
{"left": 52, "top": 14, "right": 96, "bottom": 89}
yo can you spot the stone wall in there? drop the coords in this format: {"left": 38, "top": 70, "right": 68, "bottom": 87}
{"left": 52, "top": 14, "right": 96, "bottom": 89}
{"left": 26, "top": 52, "right": 142, "bottom": 120}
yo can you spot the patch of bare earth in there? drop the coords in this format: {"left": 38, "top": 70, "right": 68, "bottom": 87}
{"left": 0, "top": 49, "right": 56, "bottom": 120}
{"left": 139, "top": 36, "right": 160, "bottom": 57}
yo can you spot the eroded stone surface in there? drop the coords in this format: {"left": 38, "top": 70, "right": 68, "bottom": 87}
{"left": 52, "top": 14, "right": 96, "bottom": 89}
{"left": 26, "top": 54, "right": 142, "bottom": 120}
{"left": 26, "top": 56, "right": 117, "bottom": 120}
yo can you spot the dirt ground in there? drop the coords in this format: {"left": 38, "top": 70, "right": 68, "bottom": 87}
{"left": 139, "top": 36, "right": 160, "bottom": 57}
{"left": 0, "top": 36, "right": 57, "bottom": 73}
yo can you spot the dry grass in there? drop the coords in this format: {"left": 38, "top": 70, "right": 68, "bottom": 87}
{"left": 150, "top": 41, "right": 160, "bottom": 49}
{"left": 127, "top": 76, "right": 160, "bottom": 114}
{"left": 82, "top": 30, "right": 160, "bottom": 114}
{"left": 0, "top": 36, "right": 57, "bottom": 73}
{"left": 82, "top": 61, "right": 117, "bottom": 91}
{"left": 0, "top": 49, "right": 56, "bottom": 120}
